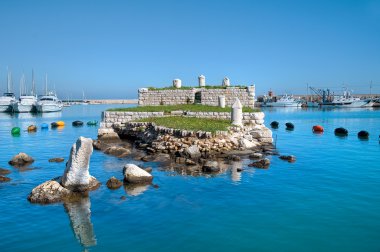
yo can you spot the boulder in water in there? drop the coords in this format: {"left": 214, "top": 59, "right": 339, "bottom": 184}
{"left": 8, "top": 152, "right": 34, "bottom": 167}
{"left": 106, "top": 176, "right": 123, "bottom": 189}
{"left": 248, "top": 158, "right": 270, "bottom": 169}
{"left": 279, "top": 155, "right": 296, "bottom": 162}
{"left": 0, "top": 175, "right": 11, "bottom": 182}
{"left": 61, "top": 136, "right": 98, "bottom": 192}
{"left": 28, "top": 179, "right": 72, "bottom": 203}
{"left": 123, "top": 164, "right": 153, "bottom": 184}
{"left": 104, "top": 146, "right": 131, "bottom": 158}
{"left": 49, "top": 157, "right": 65, "bottom": 163}
{"left": 0, "top": 168, "right": 11, "bottom": 175}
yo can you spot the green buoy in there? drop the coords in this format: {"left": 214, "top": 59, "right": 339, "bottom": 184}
{"left": 11, "top": 127, "right": 21, "bottom": 136}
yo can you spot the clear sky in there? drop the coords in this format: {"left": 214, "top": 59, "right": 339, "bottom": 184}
{"left": 0, "top": 0, "right": 379, "bottom": 99}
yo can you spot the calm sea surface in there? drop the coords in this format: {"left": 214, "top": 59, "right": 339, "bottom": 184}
{"left": 0, "top": 105, "right": 379, "bottom": 252}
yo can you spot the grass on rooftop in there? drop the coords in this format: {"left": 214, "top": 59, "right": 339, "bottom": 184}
{"left": 136, "top": 116, "right": 231, "bottom": 133}
{"left": 108, "top": 104, "right": 259, "bottom": 113}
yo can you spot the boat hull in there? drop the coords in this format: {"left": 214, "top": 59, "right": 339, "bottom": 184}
{"left": 36, "top": 104, "right": 63, "bottom": 112}
{"left": 0, "top": 104, "right": 12, "bottom": 112}
{"left": 262, "top": 102, "right": 301, "bottom": 107}
{"left": 13, "top": 104, "right": 36, "bottom": 113}
{"left": 321, "top": 100, "right": 372, "bottom": 108}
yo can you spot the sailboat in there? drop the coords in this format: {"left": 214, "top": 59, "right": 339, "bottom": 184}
{"left": 36, "top": 74, "right": 63, "bottom": 112}
{"left": 12, "top": 71, "right": 38, "bottom": 113}
{"left": 0, "top": 70, "right": 16, "bottom": 112}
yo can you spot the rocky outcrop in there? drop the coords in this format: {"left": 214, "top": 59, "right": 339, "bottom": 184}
{"left": 123, "top": 164, "right": 153, "bottom": 184}
{"left": 104, "top": 146, "right": 131, "bottom": 158}
{"left": 248, "top": 158, "right": 270, "bottom": 169}
{"left": 62, "top": 137, "right": 95, "bottom": 192}
{"left": 8, "top": 153, "right": 34, "bottom": 167}
{"left": 97, "top": 128, "right": 120, "bottom": 141}
{"left": 49, "top": 157, "right": 65, "bottom": 163}
{"left": 106, "top": 176, "right": 123, "bottom": 189}
{"left": 28, "top": 137, "right": 100, "bottom": 204}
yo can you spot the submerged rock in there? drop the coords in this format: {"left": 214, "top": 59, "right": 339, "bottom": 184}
{"left": 123, "top": 164, "right": 153, "bottom": 184}
{"left": 279, "top": 155, "right": 296, "bottom": 163}
{"left": 0, "top": 168, "right": 11, "bottom": 175}
{"left": 61, "top": 137, "right": 97, "bottom": 192}
{"left": 0, "top": 175, "right": 11, "bottom": 182}
{"left": 8, "top": 152, "right": 34, "bottom": 167}
{"left": 49, "top": 157, "right": 65, "bottom": 163}
{"left": 248, "top": 158, "right": 270, "bottom": 169}
{"left": 106, "top": 176, "right": 123, "bottom": 189}
{"left": 202, "top": 161, "right": 220, "bottom": 173}
{"left": 249, "top": 153, "right": 263, "bottom": 159}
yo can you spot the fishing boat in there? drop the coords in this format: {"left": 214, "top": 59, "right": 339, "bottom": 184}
{"left": 12, "top": 72, "right": 37, "bottom": 113}
{"left": 35, "top": 74, "right": 63, "bottom": 112}
{"left": 0, "top": 71, "right": 16, "bottom": 112}
{"left": 320, "top": 89, "right": 373, "bottom": 108}
{"left": 262, "top": 94, "right": 302, "bottom": 107}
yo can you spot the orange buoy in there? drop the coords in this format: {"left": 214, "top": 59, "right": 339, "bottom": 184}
{"left": 56, "top": 121, "right": 65, "bottom": 126}
{"left": 312, "top": 125, "right": 324, "bottom": 133}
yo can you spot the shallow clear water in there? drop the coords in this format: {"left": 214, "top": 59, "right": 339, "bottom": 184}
{"left": 0, "top": 105, "right": 379, "bottom": 252}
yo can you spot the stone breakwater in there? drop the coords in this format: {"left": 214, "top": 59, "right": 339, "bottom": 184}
{"left": 100, "top": 111, "right": 265, "bottom": 129}
{"left": 138, "top": 86, "right": 255, "bottom": 107}
{"left": 117, "top": 122, "right": 273, "bottom": 155}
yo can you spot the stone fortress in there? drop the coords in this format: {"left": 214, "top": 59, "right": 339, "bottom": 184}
{"left": 138, "top": 75, "right": 256, "bottom": 107}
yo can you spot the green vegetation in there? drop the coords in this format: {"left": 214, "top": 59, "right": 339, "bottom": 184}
{"left": 147, "top": 85, "right": 247, "bottom": 91}
{"left": 108, "top": 104, "right": 259, "bottom": 113}
{"left": 137, "top": 116, "right": 231, "bottom": 133}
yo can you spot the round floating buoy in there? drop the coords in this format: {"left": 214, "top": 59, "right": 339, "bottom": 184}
{"left": 87, "top": 120, "right": 98, "bottom": 126}
{"left": 72, "top": 120, "right": 84, "bottom": 127}
{"left": 270, "top": 121, "right": 279, "bottom": 128}
{"left": 56, "top": 121, "right": 65, "bottom": 126}
{"left": 312, "top": 125, "right": 324, "bottom": 133}
{"left": 334, "top": 127, "right": 348, "bottom": 136}
{"left": 27, "top": 125, "right": 37, "bottom": 132}
{"left": 11, "top": 127, "right": 20, "bottom": 136}
{"left": 358, "top": 130, "right": 369, "bottom": 139}
{"left": 285, "top": 122, "right": 294, "bottom": 130}
{"left": 51, "top": 122, "right": 59, "bottom": 128}
{"left": 41, "top": 123, "right": 49, "bottom": 129}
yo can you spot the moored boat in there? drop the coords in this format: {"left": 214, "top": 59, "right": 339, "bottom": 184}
{"left": 36, "top": 93, "right": 63, "bottom": 112}
{"left": 262, "top": 94, "right": 302, "bottom": 107}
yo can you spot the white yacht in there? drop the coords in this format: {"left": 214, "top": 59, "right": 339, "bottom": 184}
{"left": 35, "top": 74, "right": 63, "bottom": 112}
{"left": 12, "top": 72, "right": 38, "bottom": 113}
{"left": 262, "top": 94, "right": 302, "bottom": 107}
{"left": 0, "top": 71, "right": 16, "bottom": 112}
{"left": 0, "top": 92, "right": 16, "bottom": 112}
{"left": 36, "top": 92, "right": 63, "bottom": 112}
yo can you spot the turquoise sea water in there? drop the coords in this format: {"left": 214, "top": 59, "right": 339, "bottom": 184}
{"left": 0, "top": 105, "right": 379, "bottom": 252}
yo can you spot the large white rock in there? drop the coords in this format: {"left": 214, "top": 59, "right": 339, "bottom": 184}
{"left": 28, "top": 179, "right": 71, "bottom": 203}
{"left": 62, "top": 137, "right": 94, "bottom": 192}
{"left": 123, "top": 164, "right": 153, "bottom": 184}
{"left": 240, "top": 138, "right": 259, "bottom": 149}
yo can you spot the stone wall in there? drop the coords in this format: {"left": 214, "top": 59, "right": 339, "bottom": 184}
{"left": 101, "top": 111, "right": 265, "bottom": 129}
{"left": 138, "top": 86, "right": 255, "bottom": 107}
{"left": 138, "top": 89, "right": 195, "bottom": 106}
{"left": 200, "top": 88, "right": 254, "bottom": 107}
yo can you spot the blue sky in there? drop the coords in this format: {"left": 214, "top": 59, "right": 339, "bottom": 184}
{"left": 0, "top": 0, "right": 379, "bottom": 99}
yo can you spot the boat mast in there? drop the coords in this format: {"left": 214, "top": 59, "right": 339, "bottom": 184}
{"left": 31, "top": 69, "right": 36, "bottom": 96}
{"left": 45, "top": 74, "right": 48, "bottom": 95}
{"left": 7, "top": 68, "right": 12, "bottom": 93}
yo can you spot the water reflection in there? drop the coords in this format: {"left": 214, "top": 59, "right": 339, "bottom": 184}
{"left": 124, "top": 184, "right": 149, "bottom": 196}
{"left": 63, "top": 197, "right": 96, "bottom": 248}
{"left": 231, "top": 161, "right": 242, "bottom": 182}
